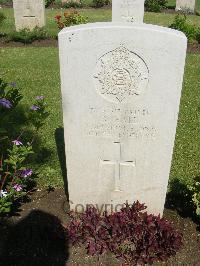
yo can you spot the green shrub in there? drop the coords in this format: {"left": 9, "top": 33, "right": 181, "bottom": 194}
{"left": 0, "top": 78, "right": 49, "bottom": 215}
{"left": 170, "top": 14, "right": 198, "bottom": 41}
{"left": 62, "top": 0, "right": 83, "bottom": 8}
{"left": 50, "top": 0, "right": 62, "bottom": 7}
{"left": 0, "top": 11, "right": 6, "bottom": 27}
{"left": 45, "top": 0, "right": 54, "bottom": 7}
{"left": 145, "top": 0, "right": 167, "bottom": 12}
{"left": 92, "top": 0, "right": 110, "bottom": 8}
{"left": 8, "top": 27, "right": 48, "bottom": 44}
{"left": 55, "top": 10, "right": 88, "bottom": 29}
{"left": 188, "top": 176, "right": 200, "bottom": 217}
{"left": 0, "top": 0, "right": 12, "bottom": 5}
{"left": 45, "top": 0, "right": 84, "bottom": 8}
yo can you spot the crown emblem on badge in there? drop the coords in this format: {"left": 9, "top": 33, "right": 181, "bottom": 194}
{"left": 94, "top": 45, "right": 149, "bottom": 103}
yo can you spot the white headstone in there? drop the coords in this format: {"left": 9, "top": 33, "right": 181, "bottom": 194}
{"left": 176, "top": 0, "right": 196, "bottom": 13}
{"left": 59, "top": 23, "right": 187, "bottom": 216}
{"left": 13, "top": 0, "right": 45, "bottom": 31}
{"left": 112, "top": 0, "right": 145, "bottom": 22}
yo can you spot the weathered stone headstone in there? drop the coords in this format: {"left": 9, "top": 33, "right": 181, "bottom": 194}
{"left": 13, "top": 0, "right": 45, "bottom": 31}
{"left": 59, "top": 23, "right": 187, "bottom": 216}
{"left": 112, "top": 0, "right": 145, "bottom": 22}
{"left": 176, "top": 0, "right": 196, "bottom": 13}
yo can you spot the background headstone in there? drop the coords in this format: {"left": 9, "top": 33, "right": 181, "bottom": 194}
{"left": 13, "top": 0, "right": 45, "bottom": 31}
{"left": 176, "top": 0, "right": 196, "bottom": 13}
{"left": 59, "top": 23, "right": 187, "bottom": 216}
{"left": 112, "top": 0, "right": 145, "bottom": 22}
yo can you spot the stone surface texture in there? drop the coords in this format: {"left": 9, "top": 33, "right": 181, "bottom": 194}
{"left": 13, "top": 0, "right": 45, "bottom": 31}
{"left": 176, "top": 0, "right": 196, "bottom": 12}
{"left": 112, "top": 0, "right": 145, "bottom": 22}
{"left": 59, "top": 23, "right": 187, "bottom": 216}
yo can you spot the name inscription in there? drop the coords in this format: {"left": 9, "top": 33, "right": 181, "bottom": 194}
{"left": 120, "top": 0, "right": 142, "bottom": 22}
{"left": 85, "top": 107, "right": 156, "bottom": 139}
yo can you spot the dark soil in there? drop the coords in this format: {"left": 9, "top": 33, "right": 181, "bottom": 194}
{"left": 0, "top": 38, "right": 58, "bottom": 48}
{"left": 0, "top": 3, "right": 12, "bottom": 8}
{"left": 187, "top": 43, "right": 200, "bottom": 53}
{"left": 0, "top": 188, "right": 200, "bottom": 266}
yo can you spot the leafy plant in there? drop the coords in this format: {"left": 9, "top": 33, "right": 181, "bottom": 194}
{"left": 55, "top": 10, "right": 88, "bottom": 29}
{"left": 7, "top": 27, "right": 48, "bottom": 44}
{"left": 0, "top": 142, "right": 34, "bottom": 214}
{"left": 188, "top": 176, "right": 200, "bottom": 217}
{"left": 0, "top": 0, "right": 12, "bottom": 5}
{"left": 145, "top": 0, "right": 167, "bottom": 12}
{"left": 0, "top": 79, "right": 23, "bottom": 147}
{"left": 67, "top": 202, "right": 183, "bottom": 265}
{"left": 45, "top": 0, "right": 54, "bottom": 7}
{"left": 92, "top": 0, "right": 110, "bottom": 8}
{"left": 0, "top": 77, "right": 50, "bottom": 215}
{"left": 29, "top": 96, "right": 49, "bottom": 131}
{"left": 0, "top": 194, "right": 12, "bottom": 213}
{"left": 0, "top": 11, "right": 6, "bottom": 27}
{"left": 170, "top": 14, "right": 199, "bottom": 41}
{"left": 62, "top": 0, "right": 83, "bottom": 8}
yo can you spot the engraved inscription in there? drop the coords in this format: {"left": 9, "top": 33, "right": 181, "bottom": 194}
{"left": 87, "top": 124, "right": 156, "bottom": 139}
{"left": 121, "top": 0, "right": 138, "bottom": 22}
{"left": 23, "top": 0, "right": 34, "bottom": 17}
{"left": 94, "top": 45, "right": 149, "bottom": 103}
{"left": 85, "top": 107, "right": 156, "bottom": 139}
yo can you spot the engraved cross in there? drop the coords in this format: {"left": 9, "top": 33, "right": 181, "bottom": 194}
{"left": 102, "top": 142, "right": 135, "bottom": 192}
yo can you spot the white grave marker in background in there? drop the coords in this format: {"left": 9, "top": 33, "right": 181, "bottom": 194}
{"left": 59, "top": 23, "right": 187, "bottom": 215}
{"left": 112, "top": 0, "right": 145, "bottom": 22}
{"left": 176, "top": 0, "right": 196, "bottom": 13}
{"left": 13, "top": 0, "right": 45, "bottom": 31}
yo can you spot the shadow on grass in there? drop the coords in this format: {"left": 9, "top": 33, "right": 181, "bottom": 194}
{"left": 165, "top": 178, "right": 199, "bottom": 225}
{"left": 55, "top": 127, "right": 69, "bottom": 201}
{"left": 0, "top": 210, "right": 69, "bottom": 266}
{"left": 32, "top": 142, "right": 54, "bottom": 165}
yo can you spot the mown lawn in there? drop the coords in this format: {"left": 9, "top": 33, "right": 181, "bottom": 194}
{"left": 0, "top": 48, "right": 199, "bottom": 187}
{"left": 0, "top": 7, "right": 200, "bottom": 37}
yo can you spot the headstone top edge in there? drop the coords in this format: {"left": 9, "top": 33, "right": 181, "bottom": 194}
{"left": 58, "top": 22, "right": 187, "bottom": 40}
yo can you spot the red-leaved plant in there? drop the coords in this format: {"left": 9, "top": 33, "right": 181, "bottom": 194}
{"left": 67, "top": 201, "right": 183, "bottom": 265}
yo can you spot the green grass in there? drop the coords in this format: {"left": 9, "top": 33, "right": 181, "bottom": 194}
{"left": 170, "top": 54, "right": 200, "bottom": 182}
{"left": 0, "top": 48, "right": 200, "bottom": 187}
{"left": 0, "top": 7, "right": 200, "bottom": 38}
